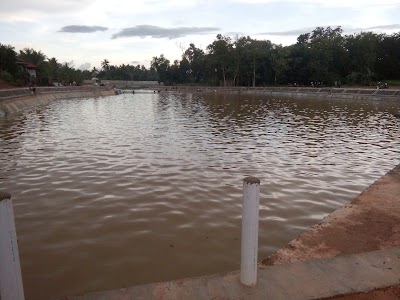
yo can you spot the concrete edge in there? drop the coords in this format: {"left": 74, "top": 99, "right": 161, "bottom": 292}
{"left": 62, "top": 247, "right": 400, "bottom": 300}
{"left": 0, "top": 90, "right": 118, "bottom": 117}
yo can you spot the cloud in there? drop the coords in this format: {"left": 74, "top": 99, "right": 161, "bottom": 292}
{"left": 59, "top": 25, "right": 108, "bottom": 33}
{"left": 233, "top": 0, "right": 399, "bottom": 7}
{"left": 111, "top": 25, "right": 219, "bottom": 39}
{"left": 365, "top": 24, "right": 400, "bottom": 30}
{"left": 79, "top": 62, "right": 91, "bottom": 70}
{"left": 258, "top": 28, "right": 315, "bottom": 36}
{"left": 1, "top": 0, "right": 92, "bottom": 14}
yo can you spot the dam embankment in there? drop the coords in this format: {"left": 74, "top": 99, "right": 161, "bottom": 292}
{"left": 0, "top": 86, "right": 119, "bottom": 117}
{"left": 172, "top": 86, "right": 400, "bottom": 101}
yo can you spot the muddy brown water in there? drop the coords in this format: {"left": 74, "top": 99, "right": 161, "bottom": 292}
{"left": 1, "top": 92, "right": 399, "bottom": 299}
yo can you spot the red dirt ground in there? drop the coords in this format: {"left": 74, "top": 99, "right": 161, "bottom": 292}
{"left": 324, "top": 285, "right": 400, "bottom": 300}
{"left": 0, "top": 79, "right": 16, "bottom": 89}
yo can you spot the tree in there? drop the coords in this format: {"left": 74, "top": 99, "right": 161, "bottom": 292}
{"left": 271, "top": 45, "right": 290, "bottom": 84}
{"left": 19, "top": 48, "right": 47, "bottom": 83}
{"left": 150, "top": 54, "right": 170, "bottom": 84}
{"left": 183, "top": 43, "right": 205, "bottom": 83}
{"left": 285, "top": 44, "right": 311, "bottom": 85}
{"left": 345, "top": 32, "right": 382, "bottom": 77}
{"left": 44, "top": 57, "right": 60, "bottom": 82}
{"left": 0, "top": 44, "right": 18, "bottom": 76}
{"left": 19, "top": 48, "right": 47, "bottom": 66}
{"left": 307, "top": 26, "right": 346, "bottom": 84}
{"left": 232, "top": 37, "right": 273, "bottom": 86}
{"left": 207, "top": 34, "right": 234, "bottom": 86}
{"left": 376, "top": 33, "right": 400, "bottom": 79}
{"left": 101, "top": 59, "right": 110, "bottom": 79}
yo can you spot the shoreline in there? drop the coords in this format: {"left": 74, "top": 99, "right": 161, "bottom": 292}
{"left": 171, "top": 86, "right": 400, "bottom": 101}
{"left": 0, "top": 87, "right": 119, "bottom": 117}
{"left": 1, "top": 86, "right": 399, "bottom": 118}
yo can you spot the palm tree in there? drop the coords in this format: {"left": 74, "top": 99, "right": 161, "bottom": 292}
{"left": 19, "top": 48, "right": 46, "bottom": 66}
{"left": 101, "top": 59, "right": 110, "bottom": 79}
{"left": 45, "top": 57, "right": 60, "bottom": 82}
{"left": 101, "top": 59, "right": 110, "bottom": 70}
{"left": 18, "top": 48, "right": 47, "bottom": 83}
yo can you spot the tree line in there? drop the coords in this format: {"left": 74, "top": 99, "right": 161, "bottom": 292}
{"left": 150, "top": 27, "right": 400, "bottom": 87}
{"left": 1, "top": 26, "right": 400, "bottom": 87}
{"left": 0, "top": 46, "right": 156, "bottom": 86}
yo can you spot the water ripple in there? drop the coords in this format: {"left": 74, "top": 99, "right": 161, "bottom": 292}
{"left": 0, "top": 93, "right": 399, "bottom": 299}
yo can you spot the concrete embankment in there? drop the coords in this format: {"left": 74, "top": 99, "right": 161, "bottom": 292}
{"left": 0, "top": 87, "right": 119, "bottom": 117}
{"left": 169, "top": 86, "right": 400, "bottom": 102}
{"left": 60, "top": 164, "right": 400, "bottom": 299}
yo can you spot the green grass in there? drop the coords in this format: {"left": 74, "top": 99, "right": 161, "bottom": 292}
{"left": 385, "top": 80, "right": 400, "bottom": 86}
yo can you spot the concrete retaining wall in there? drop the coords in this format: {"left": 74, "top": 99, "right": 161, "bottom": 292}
{"left": 0, "top": 88, "right": 118, "bottom": 117}
{"left": 0, "top": 86, "right": 116, "bottom": 101}
{"left": 83, "top": 80, "right": 161, "bottom": 87}
{"left": 173, "top": 86, "right": 400, "bottom": 101}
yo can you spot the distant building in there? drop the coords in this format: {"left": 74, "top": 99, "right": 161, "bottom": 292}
{"left": 16, "top": 58, "right": 38, "bottom": 77}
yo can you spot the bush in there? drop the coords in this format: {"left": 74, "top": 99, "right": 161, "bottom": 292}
{"left": 386, "top": 80, "right": 400, "bottom": 86}
{"left": 0, "top": 70, "right": 15, "bottom": 83}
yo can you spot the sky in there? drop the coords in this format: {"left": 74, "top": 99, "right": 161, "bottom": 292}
{"left": 1, "top": 0, "right": 400, "bottom": 71}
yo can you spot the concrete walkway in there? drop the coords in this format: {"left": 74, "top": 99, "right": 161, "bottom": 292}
{"left": 64, "top": 247, "right": 400, "bottom": 300}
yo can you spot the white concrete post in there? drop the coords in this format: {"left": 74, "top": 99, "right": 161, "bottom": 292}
{"left": 240, "top": 177, "right": 260, "bottom": 287}
{"left": 0, "top": 192, "right": 25, "bottom": 300}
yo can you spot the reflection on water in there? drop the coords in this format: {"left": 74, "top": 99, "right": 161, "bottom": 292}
{"left": 0, "top": 93, "right": 399, "bottom": 299}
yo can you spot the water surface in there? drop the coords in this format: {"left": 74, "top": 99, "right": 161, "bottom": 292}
{"left": 0, "top": 93, "right": 399, "bottom": 299}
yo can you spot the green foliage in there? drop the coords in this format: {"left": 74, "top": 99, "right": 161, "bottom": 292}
{"left": 2, "top": 26, "right": 400, "bottom": 87}
{"left": 0, "top": 44, "right": 18, "bottom": 76}
{"left": 0, "top": 70, "right": 15, "bottom": 83}
{"left": 386, "top": 80, "right": 400, "bottom": 86}
{"left": 207, "top": 34, "right": 234, "bottom": 86}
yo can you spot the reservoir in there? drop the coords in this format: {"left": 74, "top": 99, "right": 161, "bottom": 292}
{"left": 1, "top": 92, "right": 399, "bottom": 299}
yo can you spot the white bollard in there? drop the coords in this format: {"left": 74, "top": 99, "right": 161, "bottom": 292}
{"left": 240, "top": 176, "right": 260, "bottom": 287}
{"left": 0, "top": 192, "right": 25, "bottom": 300}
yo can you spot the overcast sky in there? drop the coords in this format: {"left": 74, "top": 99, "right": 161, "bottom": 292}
{"left": 1, "top": 0, "right": 399, "bottom": 70}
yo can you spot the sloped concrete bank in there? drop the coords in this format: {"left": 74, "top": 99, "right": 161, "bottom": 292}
{"left": 172, "top": 86, "right": 400, "bottom": 102}
{"left": 0, "top": 88, "right": 119, "bottom": 117}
